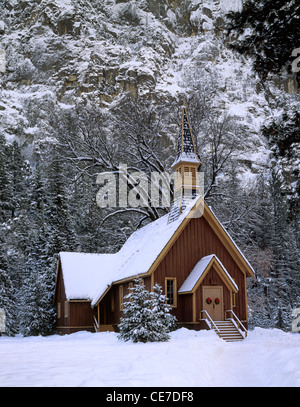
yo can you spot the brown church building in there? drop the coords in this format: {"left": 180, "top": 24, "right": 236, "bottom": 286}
{"left": 54, "top": 108, "right": 254, "bottom": 341}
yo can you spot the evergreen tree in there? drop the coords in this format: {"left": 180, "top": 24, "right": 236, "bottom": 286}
{"left": 0, "top": 235, "right": 17, "bottom": 336}
{"left": 118, "top": 279, "right": 176, "bottom": 343}
{"left": 0, "top": 135, "right": 13, "bottom": 221}
{"left": 226, "top": 0, "right": 300, "bottom": 84}
{"left": 15, "top": 158, "right": 59, "bottom": 336}
{"left": 267, "top": 171, "right": 300, "bottom": 330}
{"left": 209, "top": 166, "right": 300, "bottom": 331}
{"left": 8, "top": 140, "right": 31, "bottom": 217}
{"left": 244, "top": 172, "right": 300, "bottom": 331}
{"left": 45, "top": 149, "right": 77, "bottom": 254}
{"left": 18, "top": 232, "right": 56, "bottom": 336}
{"left": 262, "top": 106, "right": 300, "bottom": 238}
{"left": 29, "top": 163, "right": 46, "bottom": 223}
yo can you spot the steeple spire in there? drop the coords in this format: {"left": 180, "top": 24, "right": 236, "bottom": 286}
{"left": 172, "top": 106, "right": 201, "bottom": 169}
{"left": 168, "top": 106, "right": 201, "bottom": 224}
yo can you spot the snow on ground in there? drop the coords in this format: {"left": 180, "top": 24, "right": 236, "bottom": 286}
{"left": 0, "top": 327, "right": 299, "bottom": 387}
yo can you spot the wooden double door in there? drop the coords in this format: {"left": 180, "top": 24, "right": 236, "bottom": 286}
{"left": 202, "top": 286, "right": 224, "bottom": 321}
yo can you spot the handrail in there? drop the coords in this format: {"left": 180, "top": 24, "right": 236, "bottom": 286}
{"left": 200, "top": 310, "right": 220, "bottom": 334}
{"left": 93, "top": 315, "right": 99, "bottom": 332}
{"left": 225, "top": 310, "right": 247, "bottom": 338}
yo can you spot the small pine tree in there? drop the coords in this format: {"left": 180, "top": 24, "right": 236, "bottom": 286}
{"left": 118, "top": 279, "right": 177, "bottom": 343}
{"left": 0, "top": 239, "right": 17, "bottom": 336}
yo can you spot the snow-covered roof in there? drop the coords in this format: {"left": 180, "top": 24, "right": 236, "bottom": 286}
{"left": 172, "top": 153, "right": 201, "bottom": 167}
{"left": 178, "top": 254, "right": 238, "bottom": 293}
{"left": 59, "top": 252, "right": 119, "bottom": 306}
{"left": 59, "top": 197, "right": 201, "bottom": 306}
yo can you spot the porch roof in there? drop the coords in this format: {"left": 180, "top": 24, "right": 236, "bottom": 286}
{"left": 178, "top": 254, "right": 239, "bottom": 294}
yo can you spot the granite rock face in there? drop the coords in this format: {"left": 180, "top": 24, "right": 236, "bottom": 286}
{"left": 0, "top": 0, "right": 298, "bottom": 186}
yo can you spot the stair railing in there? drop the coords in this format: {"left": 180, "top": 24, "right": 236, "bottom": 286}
{"left": 93, "top": 315, "right": 99, "bottom": 332}
{"left": 225, "top": 310, "right": 247, "bottom": 338}
{"left": 200, "top": 310, "right": 220, "bottom": 334}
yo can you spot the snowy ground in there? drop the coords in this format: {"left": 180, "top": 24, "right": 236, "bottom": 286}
{"left": 0, "top": 327, "right": 300, "bottom": 387}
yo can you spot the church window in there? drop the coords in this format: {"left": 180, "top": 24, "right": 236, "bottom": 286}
{"left": 64, "top": 301, "right": 69, "bottom": 318}
{"left": 119, "top": 285, "right": 124, "bottom": 310}
{"left": 165, "top": 278, "right": 177, "bottom": 307}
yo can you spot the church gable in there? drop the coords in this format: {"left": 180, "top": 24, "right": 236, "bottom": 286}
{"left": 151, "top": 202, "right": 252, "bottom": 291}
{"left": 150, "top": 205, "right": 251, "bottom": 327}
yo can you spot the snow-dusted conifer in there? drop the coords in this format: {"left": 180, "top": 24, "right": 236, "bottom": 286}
{"left": 118, "top": 279, "right": 176, "bottom": 343}
{"left": 0, "top": 237, "right": 17, "bottom": 336}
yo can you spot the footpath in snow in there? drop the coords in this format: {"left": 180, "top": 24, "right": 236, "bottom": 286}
{"left": 0, "top": 327, "right": 299, "bottom": 387}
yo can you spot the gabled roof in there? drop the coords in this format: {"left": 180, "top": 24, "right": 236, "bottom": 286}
{"left": 178, "top": 254, "right": 239, "bottom": 294}
{"left": 56, "top": 195, "right": 254, "bottom": 307}
{"left": 58, "top": 196, "right": 202, "bottom": 306}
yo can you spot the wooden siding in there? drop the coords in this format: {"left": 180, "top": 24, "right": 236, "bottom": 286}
{"left": 55, "top": 208, "right": 249, "bottom": 333}
{"left": 55, "top": 263, "right": 94, "bottom": 334}
{"left": 152, "top": 215, "right": 247, "bottom": 324}
{"left": 69, "top": 302, "right": 94, "bottom": 329}
{"left": 55, "top": 264, "right": 69, "bottom": 333}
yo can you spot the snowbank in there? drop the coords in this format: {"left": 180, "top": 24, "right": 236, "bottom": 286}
{"left": 0, "top": 327, "right": 299, "bottom": 387}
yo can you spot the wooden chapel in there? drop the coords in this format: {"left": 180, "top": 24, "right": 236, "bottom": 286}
{"left": 54, "top": 107, "right": 254, "bottom": 341}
